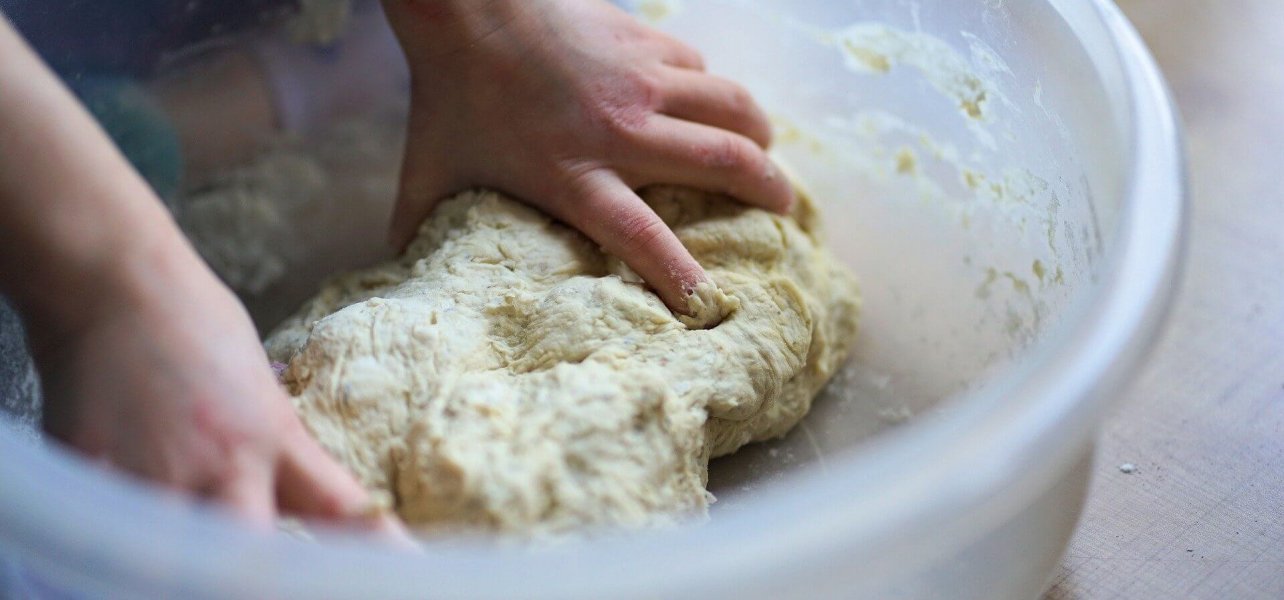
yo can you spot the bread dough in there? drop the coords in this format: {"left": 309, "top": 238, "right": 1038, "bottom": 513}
{"left": 266, "top": 186, "right": 860, "bottom": 536}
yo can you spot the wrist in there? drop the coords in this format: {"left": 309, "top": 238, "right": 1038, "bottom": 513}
{"left": 17, "top": 217, "right": 214, "bottom": 358}
{"left": 381, "top": 0, "right": 525, "bottom": 67}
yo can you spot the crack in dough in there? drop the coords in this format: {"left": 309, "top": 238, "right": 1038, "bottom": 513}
{"left": 266, "top": 185, "right": 860, "bottom": 536}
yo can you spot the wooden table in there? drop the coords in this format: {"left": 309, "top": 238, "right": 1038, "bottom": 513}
{"left": 1045, "top": 1, "right": 1284, "bottom": 597}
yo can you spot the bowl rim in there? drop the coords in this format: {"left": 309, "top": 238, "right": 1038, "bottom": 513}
{"left": 0, "top": 0, "right": 1187, "bottom": 597}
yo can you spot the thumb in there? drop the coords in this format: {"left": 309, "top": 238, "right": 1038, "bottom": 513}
{"left": 388, "top": 98, "right": 455, "bottom": 251}
{"left": 275, "top": 417, "right": 416, "bottom": 546}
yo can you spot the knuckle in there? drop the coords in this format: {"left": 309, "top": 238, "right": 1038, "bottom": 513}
{"left": 596, "top": 101, "right": 649, "bottom": 136}
{"left": 674, "top": 45, "right": 704, "bottom": 69}
{"left": 616, "top": 211, "right": 670, "bottom": 255}
{"left": 555, "top": 163, "right": 605, "bottom": 211}
{"left": 700, "top": 135, "right": 758, "bottom": 171}
{"left": 660, "top": 33, "right": 704, "bottom": 69}
{"left": 687, "top": 49, "right": 707, "bottom": 70}
{"left": 728, "top": 85, "right": 756, "bottom": 115}
{"left": 587, "top": 70, "right": 660, "bottom": 134}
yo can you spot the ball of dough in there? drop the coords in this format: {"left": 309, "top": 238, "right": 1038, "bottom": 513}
{"left": 266, "top": 186, "right": 860, "bottom": 536}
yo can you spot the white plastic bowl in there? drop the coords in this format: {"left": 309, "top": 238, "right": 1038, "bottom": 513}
{"left": 0, "top": 0, "right": 1184, "bottom": 597}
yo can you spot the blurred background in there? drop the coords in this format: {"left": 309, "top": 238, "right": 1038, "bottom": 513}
{"left": 1045, "top": 1, "right": 1284, "bottom": 597}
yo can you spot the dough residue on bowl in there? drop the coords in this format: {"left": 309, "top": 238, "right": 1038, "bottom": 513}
{"left": 265, "top": 186, "right": 860, "bottom": 536}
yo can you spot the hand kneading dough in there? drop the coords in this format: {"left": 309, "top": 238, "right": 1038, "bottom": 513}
{"left": 265, "top": 186, "right": 860, "bottom": 535}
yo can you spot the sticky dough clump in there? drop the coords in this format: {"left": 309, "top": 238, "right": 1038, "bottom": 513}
{"left": 266, "top": 186, "right": 860, "bottom": 536}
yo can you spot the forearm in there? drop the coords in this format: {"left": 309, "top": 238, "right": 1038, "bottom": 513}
{"left": 0, "top": 18, "right": 203, "bottom": 340}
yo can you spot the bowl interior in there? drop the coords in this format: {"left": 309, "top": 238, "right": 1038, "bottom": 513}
{"left": 0, "top": 0, "right": 1126, "bottom": 512}
{"left": 651, "top": 0, "right": 1126, "bottom": 501}
{"left": 0, "top": 0, "right": 1171, "bottom": 594}
{"left": 0, "top": 0, "right": 1185, "bottom": 597}
{"left": 168, "top": 1, "right": 1127, "bottom": 499}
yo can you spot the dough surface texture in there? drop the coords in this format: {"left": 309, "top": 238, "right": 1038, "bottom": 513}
{"left": 266, "top": 186, "right": 860, "bottom": 535}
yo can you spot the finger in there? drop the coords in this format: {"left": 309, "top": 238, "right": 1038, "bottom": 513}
{"left": 275, "top": 419, "right": 374, "bottom": 518}
{"left": 275, "top": 419, "right": 416, "bottom": 546}
{"left": 623, "top": 116, "right": 794, "bottom": 213}
{"left": 553, "top": 170, "right": 707, "bottom": 312}
{"left": 658, "top": 67, "right": 772, "bottom": 147}
{"left": 652, "top": 32, "right": 705, "bottom": 71}
{"left": 209, "top": 451, "right": 277, "bottom": 526}
{"left": 388, "top": 108, "right": 456, "bottom": 251}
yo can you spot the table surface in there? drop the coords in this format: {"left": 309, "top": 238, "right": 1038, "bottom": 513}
{"left": 1043, "top": 1, "right": 1284, "bottom": 597}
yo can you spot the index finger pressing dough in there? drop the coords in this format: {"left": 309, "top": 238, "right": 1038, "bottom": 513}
{"left": 266, "top": 186, "right": 861, "bottom": 536}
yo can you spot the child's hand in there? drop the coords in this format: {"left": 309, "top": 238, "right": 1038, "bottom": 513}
{"left": 0, "top": 15, "right": 408, "bottom": 538}
{"left": 383, "top": 0, "right": 793, "bottom": 312}
{"left": 32, "top": 235, "right": 405, "bottom": 538}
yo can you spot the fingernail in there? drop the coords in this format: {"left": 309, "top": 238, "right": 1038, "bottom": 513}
{"left": 767, "top": 164, "right": 796, "bottom": 214}
{"left": 680, "top": 269, "right": 712, "bottom": 297}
